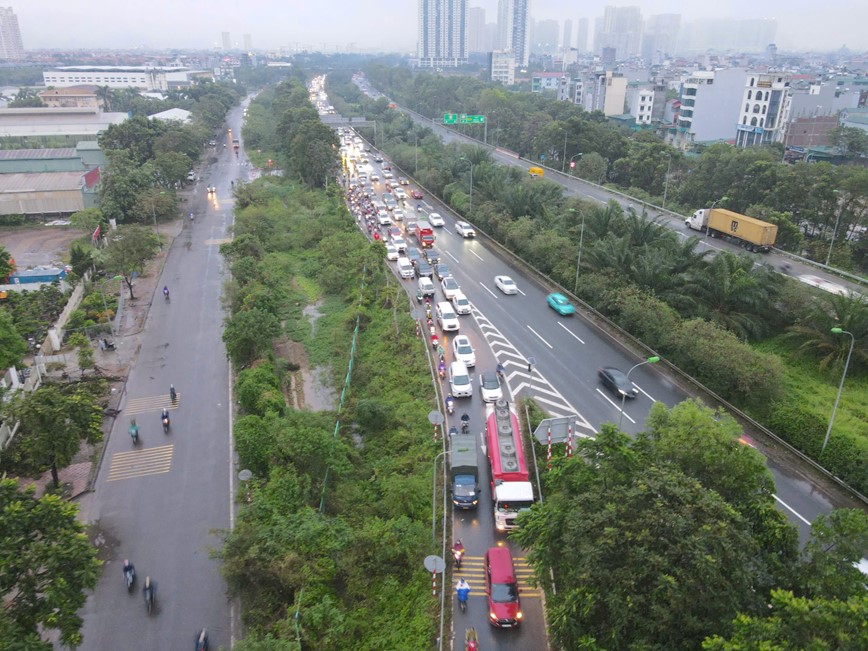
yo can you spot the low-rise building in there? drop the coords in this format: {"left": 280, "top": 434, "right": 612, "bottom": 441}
{"left": 735, "top": 71, "right": 791, "bottom": 147}
{"left": 490, "top": 50, "right": 515, "bottom": 85}
{"left": 38, "top": 85, "right": 101, "bottom": 109}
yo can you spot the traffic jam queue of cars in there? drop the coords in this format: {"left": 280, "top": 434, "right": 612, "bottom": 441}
{"left": 342, "top": 129, "right": 528, "bottom": 630}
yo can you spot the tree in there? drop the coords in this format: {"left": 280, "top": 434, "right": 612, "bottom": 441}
{"left": 0, "top": 244, "right": 13, "bottom": 281}
{"left": 66, "top": 333, "right": 94, "bottom": 376}
{"left": 223, "top": 307, "right": 281, "bottom": 367}
{"left": 69, "top": 207, "right": 104, "bottom": 237}
{"left": 514, "top": 427, "right": 763, "bottom": 651}
{"left": 829, "top": 125, "right": 868, "bottom": 158}
{"left": 102, "top": 225, "right": 161, "bottom": 300}
{"left": 703, "top": 589, "right": 868, "bottom": 651}
{"left": 794, "top": 509, "right": 868, "bottom": 601}
{"left": 2, "top": 384, "right": 104, "bottom": 488}
{"left": 0, "top": 308, "right": 27, "bottom": 369}
{"left": 786, "top": 292, "right": 868, "bottom": 374}
{"left": 8, "top": 88, "right": 44, "bottom": 108}
{"left": 286, "top": 120, "right": 339, "bottom": 188}
{"left": 0, "top": 479, "right": 101, "bottom": 649}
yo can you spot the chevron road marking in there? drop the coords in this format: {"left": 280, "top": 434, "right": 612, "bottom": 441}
{"left": 470, "top": 307, "right": 597, "bottom": 437}
{"left": 106, "top": 445, "right": 174, "bottom": 482}
{"left": 124, "top": 394, "right": 181, "bottom": 416}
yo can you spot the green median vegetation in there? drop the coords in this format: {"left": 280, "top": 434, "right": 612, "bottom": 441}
{"left": 218, "top": 86, "right": 439, "bottom": 650}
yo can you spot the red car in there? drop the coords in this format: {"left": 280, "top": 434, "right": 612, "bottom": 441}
{"left": 484, "top": 547, "right": 522, "bottom": 628}
{"left": 410, "top": 189, "right": 424, "bottom": 200}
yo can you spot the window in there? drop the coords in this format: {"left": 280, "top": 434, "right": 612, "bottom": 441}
{"left": 762, "top": 105, "right": 767, "bottom": 114}
{"left": 747, "top": 90, "right": 752, "bottom": 99}
{"left": 750, "top": 78, "right": 755, "bottom": 86}
{"left": 753, "top": 104, "right": 761, "bottom": 113}
{"left": 745, "top": 103, "right": 750, "bottom": 112}
{"left": 751, "top": 117, "right": 758, "bottom": 126}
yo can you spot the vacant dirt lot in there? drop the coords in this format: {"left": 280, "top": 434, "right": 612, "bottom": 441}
{"left": 0, "top": 226, "right": 84, "bottom": 269}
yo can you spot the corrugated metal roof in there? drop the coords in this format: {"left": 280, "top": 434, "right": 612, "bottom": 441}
{"left": 0, "top": 172, "right": 83, "bottom": 192}
{"left": 0, "top": 148, "right": 77, "bottom": 160}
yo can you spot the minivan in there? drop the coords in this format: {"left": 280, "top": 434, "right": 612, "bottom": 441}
{"left": 396, "top": 256, "right": 415, "bottom": 279}
{"left": 418, "top": 276, "right": 435, "bottom": 297}
{"left": 449, "top": 360, "right": 472, "bottom": 397}
{"left": 436, "top": 302, "right": 460, "bottom": 332}
{"left": 484, "top": 547, "right": 522, "bottom": 628}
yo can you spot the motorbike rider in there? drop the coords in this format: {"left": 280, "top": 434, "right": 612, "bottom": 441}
{"left": 438, "top": 359, "right": 446, "bottom": 378}
{"left": 445, "top": 393, "right": 454, "bottom": 413}
{"left": 460, "top": 413, "right": 470, "bottom": 433}
{"left": 163, "top": 286, "right": 170, "bottom": 300}
{"left": 170, "top": 384, "right": 177, "bottom": 402}
{"left": 143, "top": 576, "right": 156, "bottom": 607}
{"left": 452, "top": 539, "right": 465, "bottom": 565}
{"left": 456, "top": 578, "right": 471, "bottom": 607}
{"left": 161, "top": 408, "right": 170, "bottom": 430}
{"left": 122, "top": 559, "right": 136, "bottom": 583}
{"left": 496, "top": 362, "right": 505, "bottom": 379}
{"left": 196, "top": 628, "right": 209, "bottom": 651}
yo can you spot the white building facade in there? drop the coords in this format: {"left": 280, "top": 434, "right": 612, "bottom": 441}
{"left": 417, "top": 0, "right": 468, "bottom": 68}
{"left": 735, "top": 72, "right": 791, "bottom": 147}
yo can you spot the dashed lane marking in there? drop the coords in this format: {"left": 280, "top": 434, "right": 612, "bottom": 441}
{"left": 106, "top": 445, "right": 174, "bottom": 482}
{"left": 124, "top": 395, "right": 181, "bottom": 416}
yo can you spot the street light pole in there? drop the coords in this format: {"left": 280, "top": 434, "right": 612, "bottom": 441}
{"left": 825, "top": 194, "right": 843, "bottom": 267}
{"left": 618, "top": 356, "right": 660, "bottom": 430}
{"left": 561, "top": 130, "right": 568, "bottom": 172}
{"left": 414, "top": 128, "right": 418, "bottom": 175}
{"left": 662, "top": 153, "right": 673, "bottom": 211}
{"left": 432, "top": 450, "right": 449, "bottom": 543}
{"left": 570, "top": 209, "right": 585, "bottom": 294}
{"left": 822, "top": 328, "right": 854, "bottom": 454}
{"left": 469, "top": 161, "right": 473, "bottom": 215}
{"left": 704, "top": 196, "right": 729, "bottom": 245}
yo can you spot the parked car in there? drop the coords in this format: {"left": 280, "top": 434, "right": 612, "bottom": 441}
{"left": 597, "top": 367, "right": 638, "bottom": 399}
{"left": 494, "top": 276, "right": 518, "bottom": 295}
{"left": 546, "top": 293, "right": 575, "bottom": 316}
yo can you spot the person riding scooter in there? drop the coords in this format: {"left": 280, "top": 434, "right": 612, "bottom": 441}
{"left": 452, "top": 539, "right": 465, "bottom": 568}
{"left": 161, "top": 408, "right": 170, "bottom": 433}
{"left": 445, "top": 393, "right": 455, "bottom": 414}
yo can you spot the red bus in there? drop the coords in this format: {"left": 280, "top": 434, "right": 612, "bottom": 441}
{"left": 485, "top": 400, "right": 534, "bottom": 531}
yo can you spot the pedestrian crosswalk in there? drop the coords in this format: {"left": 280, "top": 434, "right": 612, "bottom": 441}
{"left": 451, "top": 555, "right": 542, "bottom": 598}
{"left": 124, "top": 394, "right": 180, "bottom": 416}
{"left": 106, "top": 445, "right": 174, "bottom": 482}
{"left": 206, "top": 237, "right": 232, "bottom": 246}
{"left": 470, "top": 307, "right": 597, "bottom": 437}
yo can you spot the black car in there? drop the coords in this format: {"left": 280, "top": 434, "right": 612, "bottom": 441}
{"left": 424, "top": 248, "right": 442, "bottom": 265}
{"left": 435, "top": 263, "right": 450, "bottom": 280}
{"left": 406, "top": 247, "right": 422, "bottom": 266}
{"left": 415, "top": 260, "right": 435, "bottom": 278}
{"left": 597, "top": 367, "right": 638, "bottom": 399}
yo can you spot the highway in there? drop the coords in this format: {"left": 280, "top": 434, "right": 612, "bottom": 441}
{"left": 78, "top": 101, "right": 252, "bottom": 650}
{"left": 338, "top": 109, "right": 857, "bottom": 648}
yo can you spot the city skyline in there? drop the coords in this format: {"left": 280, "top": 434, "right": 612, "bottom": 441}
{"left": 12, "top": 1, "right": 868, "bottom": 53}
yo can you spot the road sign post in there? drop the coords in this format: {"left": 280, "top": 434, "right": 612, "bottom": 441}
{"left": 443, "top": 113, "right": 458, "bottom": 124}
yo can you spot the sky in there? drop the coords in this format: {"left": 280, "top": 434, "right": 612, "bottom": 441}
{"left": 15, "top": 1, "right": 868, "bottom": 53}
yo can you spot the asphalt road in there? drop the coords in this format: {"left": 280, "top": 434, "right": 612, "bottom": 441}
{"left": 342, "top": 127, "right": 851, "bottom": 646}
{"left": 78, "top": 103, "right": 250, "bottom": 650}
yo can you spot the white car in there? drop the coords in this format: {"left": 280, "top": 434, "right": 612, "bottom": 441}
{"left": 494, "top": 275, "right": 518, "bottom": 295}
{"left": 455, "top": 221, "right": 476, "bottom": 238}
{"left": 449, "top": 360, "right": 472, "bottom": 397}
{"left": 385, "top": 243, "right": 399, "bottom": 261}
{"left": 452, "top": 335, "right": 476, "bottom": 367}
{"left": 370, "top": 173, "right": 380, "bottom": 182}
{"left": 441, "top": 276, "right": 461, "bottom": 300}
{"left": 437, "top": 301, "right": 460, "bottom": 332}
{"left": 451, "top": 292, "right": 471, "bottom": 315}
{"left": 383, "top": 171, "right": 394, "bottom": 180}
{"left": 392, "top": 236, "right": 407, "bottom": 253}
{"left": 392, "top": 208, "right": 405, "bottom": 221}
{"left": 479, "top": 371, "right": 503, "bottom": 403}
{"left": 428, "top": 212, "right": 445, "bottom": 227}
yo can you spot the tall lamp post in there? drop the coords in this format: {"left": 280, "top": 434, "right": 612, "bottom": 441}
{"left": 662, "top": 153, "right": 673, "bottom": 211}
{"left": 825, "top": 190, "right": 843, "bottom": 267}
{"left": 822, "top": 328, "right": 854, "bottom": 454}
{"left": 704, "top": 196, "right": 729, "bottom": 244}
{"left": 570, "top": 208, "right": 586, "bottom": 294}
{"left": 568, "top": 153, "right": 582, "bottom": 177}
{"left": 460, "top": 156, "right": 474, "bottom": 215}
{"left": 619, "top": 356, "right": 660, "bottom": 430}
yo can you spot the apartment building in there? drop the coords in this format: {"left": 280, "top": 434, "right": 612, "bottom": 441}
{"left": 735, "top": 72, "right": 791, "bottom": 147}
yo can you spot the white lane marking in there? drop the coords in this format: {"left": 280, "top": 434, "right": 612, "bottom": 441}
{"left": 442, "top": 226, "right": 452, "bottom": 235}
{"left": 446, "top": 251, "right": 460, "bottom": 263}
{"left": 516, "top": 288, "right": 526, "bottom": 296}
{"left": 480, "top": 282, "right": 498, "bottom": 298}
{"left": 634, "top": 385, "right": 655, "bottom": 402}
{"left": 773, "top": 495, "right": 812, "bottom": 526}
{"left": 470, "top": 249, "right": 484, "bottom": 262}
{"left": 596, "top": 388, "right": 636, "bottom": 424}
{"left": 558, "top": 322, "right": 585, "bottom": 344}
{"left": 526, "top": 325, "right": 553, "bottom": 349}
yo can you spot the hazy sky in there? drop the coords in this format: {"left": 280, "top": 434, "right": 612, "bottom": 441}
{"left": 16, "top": 1, "right": 868, "bottom": 53}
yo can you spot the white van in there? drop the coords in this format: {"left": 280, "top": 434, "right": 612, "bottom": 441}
{"left": 436, "top": 301, "right": 460, "bottom": 332}
{"left": 418, "top": 277, "right": 435, "bottom": 296}
{"left": 397, "top": 256, "right": 415, "bottom": 279}
{"left": 449, "top": 361, "right": 473, "bottom": 397}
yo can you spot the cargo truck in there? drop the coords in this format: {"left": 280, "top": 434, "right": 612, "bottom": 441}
{"left": 685, "top": 208, "right": 777, "bottom": 252}
{"left": 416, "top": 221, "right": 435, "bottom": 249}
{"left": 450, "top": 434, "right": 479, "bottom": 510}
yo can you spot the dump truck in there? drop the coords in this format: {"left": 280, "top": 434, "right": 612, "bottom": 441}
{"left": 685, "top": 208, "right": 777, "bottom": 252}
{"left": 450, "top": 434, "right": 479, "bottom": 510}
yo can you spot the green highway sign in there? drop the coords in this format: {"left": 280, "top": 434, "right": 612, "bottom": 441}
{"left": 443, "top": 113, "right": 458, "bottom": 124}
{"left": 460, "top": 115, "right": 485, "bottom": 124}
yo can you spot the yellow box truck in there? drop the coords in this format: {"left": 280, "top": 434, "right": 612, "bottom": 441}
{"left": 685, "top": 208, "right": 777, "bottom": 252}
{"left": 528, "top": 166, "right": 544, "bottom": 177}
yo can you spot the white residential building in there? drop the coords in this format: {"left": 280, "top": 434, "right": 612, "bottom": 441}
{"left": 672, "top": 68, "right": 748, "bottom": 148}
{"left": 0, "top": 6, "right": 24, "bottom": 60}
{"left": 417, "top": 0, "right": 468, "bottom": 68}
{"left": 735, "top": 71, "right": 791, "bottom": 147}
{"left": 631, "top": 88, "right": 654, "bottom": 124}
{"left": 490, "top": 50, "right": 515, "bottom": 85}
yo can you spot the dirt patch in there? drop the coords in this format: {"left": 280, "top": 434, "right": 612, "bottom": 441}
{"left": 0, "top": 225, "right": 85, "bottom": 269}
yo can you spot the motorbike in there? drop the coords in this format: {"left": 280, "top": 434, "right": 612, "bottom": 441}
{"left": 129, "top": 420, "right": 139, "bottom": 445}
{"left": 163, "top": 287, "right": 170, "bottom": 301}
{"left": 465, "top": 627, "right": 479, "bottom": 651}
{"left": 445, "top": 396, "right": 455, "bottom": 415}
{"left": 460, "top": 414, "right": 470, "bottom": 435}
{"left": 161, "top": 409, "right": 170, "bottom": 433}
{"left": 170, "top": 384, "right": 177, "bottom": 403}
{"left": 452, "top": 542, "right": 465, "bottom": 569}
{"left": 438, "top": 363, "right": 446, "bottom": 379}
{"left": 456, "top": 583, "right": 470, "bottom": 613}
{"left": 123, "top": 562, "right": 136, "bottom": 592}
{"left": 143, "top": 577, "right": 155, "bottom": 615}
{"left": 196, "top": 628, "right": 209, "bottom": 651}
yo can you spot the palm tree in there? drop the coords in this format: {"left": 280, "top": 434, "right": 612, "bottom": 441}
{"left": 95, "top": 86, "right": 113, "bottom": 111}
{"left": 684, "top": 251, "right": 776, "bottom": 340}
{"left": 786, "top": 292, "right": 868, "bottom": 373}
